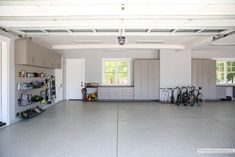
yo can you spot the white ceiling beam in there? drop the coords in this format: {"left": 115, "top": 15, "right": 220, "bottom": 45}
{"left": 1, "top": 15, "right": 235, "bottom": 21}
{"left": 14, "top": 32, "right": 227, "bottom": 37}
{"left": 52, "top": 44, "right": 185, "bottom": 50}
{"left": 1, "top": 0, "right": 235, "bottom": 6}
{"left": 0, "top": 4, "right": 235, "bottom": 17}
{"left": 185, "top": 37, "right": 212, "bottom": 49}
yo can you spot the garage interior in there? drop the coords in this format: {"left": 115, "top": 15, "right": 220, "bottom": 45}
{"left": 0, "top": 0, "right": 235, "bottom": 157}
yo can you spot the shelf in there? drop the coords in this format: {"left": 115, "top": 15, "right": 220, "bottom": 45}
{"left": 17, "top": 87, "right": 46, "bottom": 92}
{"left": 16, "top": 102, "right": 40, "bottom": 113}
{"left": 17, "top": 76, "right": 46, "bottom": 79}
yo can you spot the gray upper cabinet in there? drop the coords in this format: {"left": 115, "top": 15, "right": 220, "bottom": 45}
{"left": 54, "top": 52, "right": 62, "bottom": 69}
{"left": 192, "top": 59, "right": 216, "bottom": 100}
{"left": 15, "top": 39, "right": 61, "bottom": 69}
{"left": 134, "top": 59, "right": 160, "bottom": 100}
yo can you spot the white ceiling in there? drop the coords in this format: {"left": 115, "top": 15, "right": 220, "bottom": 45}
{"left": 0, "top": 0, "right": 235, "bottom": 50}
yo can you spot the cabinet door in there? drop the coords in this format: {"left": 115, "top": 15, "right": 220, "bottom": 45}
{"left": 98, "top": 87, "right": 110, "bottom": 100}
{"left": 202, "top": 60, "right": 210, "bottom": 99}
{"left": 134, "top": 60, "right": 142, "bottom": 99}
{"left": 26, "top": 41, "right": 37, "bottom": 65}
{"left": 197, "top": 60, "right": 203, "bottom": 89}
{"left": 15, "top": 40, "right": 27, "bottom": 64}
{"left": 40, "top": 47, "right": 50, "bottom": 67}
{"left": 209, "top": 60, "right": 216, "bottom": 99}
{"left": 47, "top": 51, "right": 55, "bottom": 68}
{"left": 27, "top": 40, "right": 46, "bottom": 67}
{"left": 192, "top": 60, "right": 198, "bottom": 87}
{"left": 141, "top": 60, "right": 148, "bottom": 99}
{"left": 123, "top": 87, "right": 134, "bottom": 100}
{"left": 109, "top": 87, "right": 116, "bottom": 99}
{"left": 55, "top": 52, "right": 62, "bottom": 69}
{"left": 108, "top": 87, "right": 121, "bottom": 99}
{"left": 115, "top": 87, "right": 123, "bottom": 99}
{"left": 148, "top": 60, "right": 155, "bottom": 99}
{"left": 153, "top": 60, "right": 160, "bottom": 99}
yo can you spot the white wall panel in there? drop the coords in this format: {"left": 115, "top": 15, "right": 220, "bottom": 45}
{"left": 160, "top": 49, "right": 191, "bottom": 88}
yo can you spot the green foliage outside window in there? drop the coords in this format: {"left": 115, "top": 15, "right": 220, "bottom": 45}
{"left": 103, "top": 60, "right": 129, "bottom": 85}
{"left": 216, "top": 61, "right": 235, "bottom": 84}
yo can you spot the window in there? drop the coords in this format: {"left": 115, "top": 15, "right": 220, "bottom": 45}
{"left": 216, "top": 60, "right": 235, "bottom": 84}
{"left": 102, "top": 58, "right": 130, "bottom": 86}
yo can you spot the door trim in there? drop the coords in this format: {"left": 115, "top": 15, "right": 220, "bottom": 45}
{"left": 0, "top": 37, "right": 11, "bottom": 126}
{"left": 66, "top": 59, "right": 85, "bottom": 100}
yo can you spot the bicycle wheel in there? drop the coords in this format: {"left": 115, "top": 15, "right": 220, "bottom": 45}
{"left": 183, "top": 95, "right": 188, "bottom": 106}
{"left": 176, "top": 94, "right": 181, "bottom": 106}
{"left": 189, "top": 94, "right": 196, "bottom": 106}
{"left": 197, "top": 93, "right": 204, "bottom": 106}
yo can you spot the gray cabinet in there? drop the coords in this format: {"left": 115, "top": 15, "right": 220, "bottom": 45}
{"left": 122, "top": 87, "right": 134, "bottom": 99}
{"left": 134, "top": 59, "right": 160, "bottom": 100}
{"left": 98, "top": 87, "right": 133, "bottom": 100}
{"left": 15, "top": 39, "right": 61, "bottom": 69}
{"left": 192, "top": 59, "right": 216, "bottom": 100}
{"left": 97, "top": 87, "right": 110, "bottom": 100}
{"left": 216, "top": 87, "right": 226, "bottom": 98}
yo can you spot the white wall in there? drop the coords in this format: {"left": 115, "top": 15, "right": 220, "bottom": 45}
{"left": 62, "top": 49, "right": 159, "bottom": 98}
{"left": 192, "top": 50, "right": 235, "bottom": 59}
{"left": 160, "top": 49, "right": 192, "bottom": 88}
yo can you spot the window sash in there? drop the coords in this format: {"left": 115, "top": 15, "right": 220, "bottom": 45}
{"left": 102, "top": 59, "right": 130, "bottom": 86}
{"left": 217, "top": 61, "right": 235, "bottom": 85}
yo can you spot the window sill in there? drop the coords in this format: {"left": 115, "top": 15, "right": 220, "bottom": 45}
{"left": 99, "top": 85, "right": 134, "bottom": 87}
{"left": 216, "top": 84, "right": 235, "bottom": 87}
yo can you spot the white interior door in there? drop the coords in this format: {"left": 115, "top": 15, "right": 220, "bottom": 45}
{"left": 55, "top": 69, "right": 63, "bottom": 102}
{"left": 66, "top": 59, "right": 85, "bottom": 100}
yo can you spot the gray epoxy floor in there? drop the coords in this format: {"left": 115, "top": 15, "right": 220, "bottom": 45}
{"left": 0, "top": 101, "right": 235, "bottom": 157}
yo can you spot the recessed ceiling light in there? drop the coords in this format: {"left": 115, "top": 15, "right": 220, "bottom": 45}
{"left": 45, "top": 29, "right": 68, "bottom": 33}
{"left": 70, "top": 29, "right": 93, "bottom": 33}
{"left": 95, "top": 29, "right": 119, "bottom": 33}
{"left": 150, "top": 29, "right": 174, "bottom": 33}
{"left": 105, "top": 49, "right": 128, "bottom": 51}
{"left": 74, "top": 40, "right": 103, "bottom": 43}
{"left": 175, "top": 29, "right": 200, "bottom": 33}
{"left": 125, "top": 29, "right": 148, "bottom": 33}
{"left": 20, "top": 30, "right": 44, "bottom": 33}
{"left": 200, "top": 29, "right": 226, "bottom": 33}
{"left": 136, "top": 40, "right": 164, "bottom": 44}
{"left": 210, "top": 43, "right": 235, "bottom": 46}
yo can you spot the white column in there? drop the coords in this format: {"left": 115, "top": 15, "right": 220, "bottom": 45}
{"left": 160, "top": 49, "right": 192, "bottom": 88}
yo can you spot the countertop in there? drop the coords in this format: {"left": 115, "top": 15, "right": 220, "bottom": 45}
{"left": 216, "top": 84, "right": 235, "bottom": 87}
{"left": 98, "top": 85, "right": 134, "bottom": 87}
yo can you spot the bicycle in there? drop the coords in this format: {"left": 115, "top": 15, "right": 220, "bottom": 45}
{"left": 187, "top": 86, "right": 204, "bottom": 106}
{"left": 194, "top": 87, "right": 204, "bottom": 106}
{"left": 175, "top": 87, "right": 183, "bottom": 106}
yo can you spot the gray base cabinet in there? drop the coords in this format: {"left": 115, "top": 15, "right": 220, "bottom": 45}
{"left": 192, "top": 59, "right": 216, "bottom": 100}
{"left": 98, "top": 87, "right": 134, "bottom": 100}
{"left": 134, "top": 59, "right": 160, "bottom": 100}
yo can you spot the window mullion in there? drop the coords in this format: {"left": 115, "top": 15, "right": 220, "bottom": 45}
{"left": 115, "top": 62, "right": 118, "bottom": 85}
{"left": 224, "top": 61, "right": 227, "bottom": 84}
